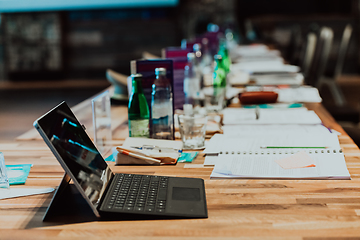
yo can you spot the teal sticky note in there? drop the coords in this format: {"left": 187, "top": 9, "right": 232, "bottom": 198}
{"left": 105, "top": 154, "right": 115, "bottom": 162}
{"left": 243, "top": 104, "right": 273, "bottom": 109}
{"left": 6, "top": 164, "right": 32, "bottom": 185}
{"left": 288, "top": 103, "right": 303, "bottom": 108}
{"left": 178, "top": 152, "right": 198, "bottom": 163}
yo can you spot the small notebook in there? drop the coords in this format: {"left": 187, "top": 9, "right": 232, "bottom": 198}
{"left": 210, "top": 149, "right": 351, "bottom": 180}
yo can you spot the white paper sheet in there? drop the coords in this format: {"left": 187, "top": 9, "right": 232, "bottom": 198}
{"left": 222, "top": 108, "right": 322, "bottom": 125}
{"left": 251, "top": 73, "right": 304, "bottom": 86}
{"left": 210, "top": 151, "right": 350, "bottom": 179}
{"left": 231, "top": 61, "right": 300, "bottom": 74}
{"left": 0, "top": 187, "right": 54, "bottom": 200}
{"left": 222, "top": 125, "right": 333, "bottom": 137}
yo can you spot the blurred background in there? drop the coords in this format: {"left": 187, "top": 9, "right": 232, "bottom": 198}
{"left": 0, "top": 0, "right": 357, "bottom": 80}
{"left": 0, "top": 0, "right": 359, "bottom": 139}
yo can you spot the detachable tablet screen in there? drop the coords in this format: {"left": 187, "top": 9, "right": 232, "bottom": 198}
{"left": 36, "top": 102, "right": 113, "bottom": 208}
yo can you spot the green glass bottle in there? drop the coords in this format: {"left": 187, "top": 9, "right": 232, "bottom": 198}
{"left": 211, "top": 54, "right": 226, "bottom": 111}
{"left": 128, "top": 74, "right": 150, "bottom": 138}
{"left": 218, "top": 38, "right": 231, "bottom": 74}
{"left": 213, "top": 54, "right": 226, "bottom": 88}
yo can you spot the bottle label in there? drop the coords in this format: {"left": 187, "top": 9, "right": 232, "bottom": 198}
{"left": 129, "top": 119, "right": 149, "bottom": 137}
{"left": 152, "top": 102, "right": 172, "bottom": 119}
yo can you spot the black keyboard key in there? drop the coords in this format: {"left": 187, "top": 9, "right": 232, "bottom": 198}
{"left": 105, "top": 174, "right": 168, "bottom": 214}
{"left": 156, "top": 208, "right": 165, "bottom": 213}
{"left": 135, "top": 207, "right": 144, "bottom": 212}
{"left": 124, "top": 206, "right": 134, "bottom": 211}
{"left": 145, "top": 206, "right": 155, "bottom": 212}
{"left": 157, "top": 202, "right": 165, "bottom": 207}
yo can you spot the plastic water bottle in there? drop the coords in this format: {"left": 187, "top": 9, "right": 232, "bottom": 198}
{"left": 184, "top": 53, "right": 201, "bottom": 108}
{"left": 151, "top": 68, "right": 174, "bottom": 140}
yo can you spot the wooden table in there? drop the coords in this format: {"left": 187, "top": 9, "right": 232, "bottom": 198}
{"left": 2, "top": 94, "right": 360, "bottom": 239}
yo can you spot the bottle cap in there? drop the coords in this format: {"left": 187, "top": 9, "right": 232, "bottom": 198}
{"left": 214, "top": 54, "right": 222, "bottom": 60}
{"left": 187, "top": 52, "right": 195, "bottom": 61}
{"left": 181, "top": 39, "right": 187, "bottom": 49}
{"left": 193, "top": 43, "right": 201, "bottom": 52}
{"left": 131, "top": 73, "right": 143, "bottom": 81}
{"left": 183, "top": 104, "right": 193, "bottom": 116}
{"left": 155, "top": 68, "right": 166, "bottom": 76}
{"left": 193, "top": 45, "right": 202, "bottom": 58}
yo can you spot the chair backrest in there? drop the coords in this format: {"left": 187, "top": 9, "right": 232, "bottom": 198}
{"left": 307, "top": 26, "right": 333, "bottom": 86}
{"left": 334, "top": 24, "right": 353, "bottom": 79}
{"left": 286, "top": 25, "right": 303, "bottom": 65}
{"left": 301, "top": 32, "right": 317, "bottom": 79}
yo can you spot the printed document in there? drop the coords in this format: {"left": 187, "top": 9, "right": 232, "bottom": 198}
{"left": 210, "top": 150, "right": 350, "bottom": 180}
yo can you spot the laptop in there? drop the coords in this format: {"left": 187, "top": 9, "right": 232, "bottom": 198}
{"left": 33, "top": 101, "right": 207, "bottom": 220}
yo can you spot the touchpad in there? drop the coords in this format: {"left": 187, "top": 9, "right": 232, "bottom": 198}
{"left": 172, "top": 187, "right": 200, "bottom": 201}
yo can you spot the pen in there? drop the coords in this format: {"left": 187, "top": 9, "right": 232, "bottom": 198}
{"left": 118, "top": 149, "right": 161, "bottom": 163}
{"left": 255, "top": 107, "right": 260, "bottom": 120}
{"left": 321, "top": 123, "right": 332, "bottom": 133}
{"left": 260, "top": 146, "right": 328, "bottom": 149}
{"left": 130, "top": 145, "right": 182, "bottom": 153}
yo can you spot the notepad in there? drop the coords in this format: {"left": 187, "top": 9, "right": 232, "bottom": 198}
{"left": 203, "top": 133, "right": 341, "bottom": 155}
{"left": 210, "top": 149, "right": 350, "bottom": 180}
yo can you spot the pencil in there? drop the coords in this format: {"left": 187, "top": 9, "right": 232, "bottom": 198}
{"left": 118, "top": 149, "right": 161, "bottom": 163}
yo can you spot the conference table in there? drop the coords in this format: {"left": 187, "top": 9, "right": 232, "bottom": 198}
{"left": 1, "top": 87, "right": 360, "bottom": 239}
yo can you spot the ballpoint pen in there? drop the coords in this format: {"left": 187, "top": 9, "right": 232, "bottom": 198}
{"left": 255, "top": 107, "right": 260, "bottom": 120}
{"left": 260, "top": 146, "right": 328, "bottom": 149}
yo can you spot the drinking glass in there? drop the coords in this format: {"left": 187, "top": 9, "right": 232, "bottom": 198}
{"left": 178, "top": 114, "right": 207, "bottom": 150}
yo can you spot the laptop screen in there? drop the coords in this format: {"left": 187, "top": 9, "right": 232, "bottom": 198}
{"left": 35, "top": 102, "right": 113, "bottom": 208}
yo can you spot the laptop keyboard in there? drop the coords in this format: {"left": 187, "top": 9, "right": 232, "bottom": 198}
{"left": 105, "top": 173, "right": 168, "bottom": 214}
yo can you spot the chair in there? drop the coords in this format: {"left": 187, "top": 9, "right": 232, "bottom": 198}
{"left": 285, "top": 25, "right": 303, "bottom": 65}
{"left": 314, "top": 24, "right": 359, "bottom": 124}
{"left": 299, "top": 32, "right": 317, "bottom": 79}
{"left": 306, "top": 26, "right": 334, "bottom": 87}
{"left": 317, "top": 24, "right": 353, "bottom": 106}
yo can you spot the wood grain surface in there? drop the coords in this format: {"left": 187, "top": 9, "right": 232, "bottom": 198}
{"left": 2, "top": 92, "right": 360, "bottom": 239}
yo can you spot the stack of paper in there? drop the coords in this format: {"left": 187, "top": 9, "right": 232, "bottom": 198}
{"left": 222, "top": 108, "right": 322, "bottom": 125}
{"left": 251, "top": 73, "right": 304, "bottom": 86}
{"left": 230, "top": 44, "right": 282, "bottom": 62}
{"left": 231, "top": 61, "right": 300, "bottom": 75}
{"left": 229, "top": 44, "right": 303, "bottom": 86}
{"left": 276, "top": 86, "right": 322, "bottom": 103}
{"left": 244, "top": 86, "right": 322, "bottom": 103}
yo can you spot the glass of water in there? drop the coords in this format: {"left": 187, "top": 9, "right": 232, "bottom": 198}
{"left": 178, "top": 114, "right": 207, "bottom": 150}
{"left": 0, "top": 152, "right": 9, "bottom": 189}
